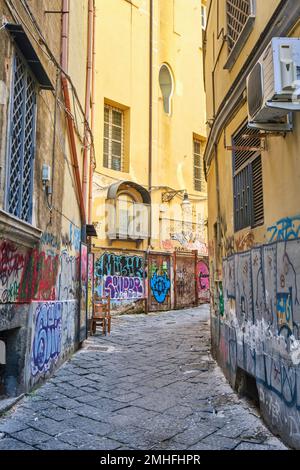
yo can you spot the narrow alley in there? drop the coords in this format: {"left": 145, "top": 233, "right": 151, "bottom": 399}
{"left": 0, "top": 307, "right": 287, "bottom": 451}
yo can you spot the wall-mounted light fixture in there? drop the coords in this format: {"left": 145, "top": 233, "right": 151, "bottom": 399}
{"left": 161, "top": 189, "right": 189, "bottom": 203}
{"left": 181, "top": 191, "right": 191, "bottom": 207}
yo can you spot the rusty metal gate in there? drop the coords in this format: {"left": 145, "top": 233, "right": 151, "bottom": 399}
{"left": 174, "top": 250, "right": 197, "bottom": 309}
{"left": 148, "top": 252, "right": 171, "bottom": 312}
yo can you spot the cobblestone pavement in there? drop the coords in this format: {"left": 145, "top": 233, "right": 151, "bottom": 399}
{"left": 0, "top": 306, "right": 287, "bottom": 450}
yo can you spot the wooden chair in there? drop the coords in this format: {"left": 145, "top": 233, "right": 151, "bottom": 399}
{"left": 89, "top": 295, "right": 111, "bottom": 336}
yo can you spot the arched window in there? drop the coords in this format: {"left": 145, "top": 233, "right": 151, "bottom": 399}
{"left": 117, "top": 192, "right": 136, "bottom": 239}
{"left": 159, "top": 64, "right": 174, "bottom": 115}
{"left": 106, "top": 181, "right": 151, "bottom": 240}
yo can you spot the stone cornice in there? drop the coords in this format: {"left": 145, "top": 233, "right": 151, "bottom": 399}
{"left": 0, "top": 209, "right": 42, "bottom": 248}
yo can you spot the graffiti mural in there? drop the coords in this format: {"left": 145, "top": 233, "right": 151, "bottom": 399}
{"left": 94, "top": 251, "right": 145, "bottom": 305}
{"left": 197, "top": 259, "right": 210, "bottom": 303}
{"left": 31, "top": 302, "right": 62, "bottom": 376}
{"left": 87, "top": 253, "right": 94, "bottom": 320}
{"left": 31, "top": 301, "right": 77, "bottom": 380}
{"left": 150, "top": 273, "right": 171, "bottom": 304}
{"left": 105, "top": 276, "right": 144, "bottom": 299}
{"left": 79, "top": 243, "right": 88, "bottom": 341}
{"left": 95, "top": 252, "right": 144, "bottom": 278}
{"left": 1, "top": 225, "right": 81, "bottom": 392}
{"left": 148, "top": 254, "right": 171, "bottom": 311}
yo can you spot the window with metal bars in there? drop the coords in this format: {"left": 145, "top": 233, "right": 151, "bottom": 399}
{"left": 226, "top": 0, "right": 254, "bottom": 52}
{"left": 6, "top": 53, "right": 36, "bottom": 223}
{"left": 103, "top": 105, "right": 124, "bottom": 171}
{"left": 232, "top": 122, "right": 264, "bottom": 231}
{"left": 194, "top": 139, "right": 206, "bottom": 192}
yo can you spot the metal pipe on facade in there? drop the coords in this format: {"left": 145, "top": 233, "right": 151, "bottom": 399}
{"left": 88, "top": 0, "right": 96, "bottom": 225}
{"left": 61, "top": 0, "right": 86, "bottom": 224}
{"left": 83, "top": 0, "right": 94, "bottom": 216}
{"left": 148, "top": 0, "right": 153, "bottom": 248}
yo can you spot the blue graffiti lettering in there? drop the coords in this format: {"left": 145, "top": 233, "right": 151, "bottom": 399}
{"left": 267, "top": 216, "right": 300, "bottom": 243}
{"left": 69, "top": 224, "right": 81, "bottom": 252}
{"left": 31, "top": 303, "right": 62, "bottom": 376}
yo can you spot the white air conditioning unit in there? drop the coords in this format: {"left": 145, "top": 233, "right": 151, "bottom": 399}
{"left": 247, "top": 38, "right": 300, "bottom": 126}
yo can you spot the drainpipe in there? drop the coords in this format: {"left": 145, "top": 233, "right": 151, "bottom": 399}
{"left": 214, "top": 142, "right": 222, "bottom": 264}
{"left": 148, "top": 0, "right": 153, "bottom": 248}
{"left": 88, "top": 0, "right": 96, "bottom": 225}
{"left": 83, "top": 0, "right": 94, "bottom": 216}
{"left": 61, "top": 0, "right": 86, "bottom": 224}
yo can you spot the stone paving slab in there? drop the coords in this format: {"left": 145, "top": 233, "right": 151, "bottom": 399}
{"left": 0, "top": 306, "right": 288, "bottom": 450}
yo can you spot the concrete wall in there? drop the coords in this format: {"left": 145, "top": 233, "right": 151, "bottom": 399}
{"left": 204, "top": 0, "right": 300, "bottom": 448}
{"left": 0, "top": 1, "right": 89, "bottom": 396}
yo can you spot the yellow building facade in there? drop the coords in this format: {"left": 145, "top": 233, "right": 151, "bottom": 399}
{"left": 92, "top": 0, "right": 208, "bottom": 313}
{"left": 0, "top": 0, "right": 95, "bottom": 395}
{"left": 204, "top": 0, "right": 300, "bottom": 448}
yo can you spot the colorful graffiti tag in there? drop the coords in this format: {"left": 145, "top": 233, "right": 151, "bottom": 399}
{"left": 105, "top": 275, "right": 144, "bottom": 299}
{"left": 79, "top": 244, "right": 88, "bottom": 341}
{"left": 94, "top": 252, "right": 145, "bottom": 301}
{"left": 95, "top": 252, "right": 144, "bottom": 278}
{"left": 267, "top": 215, "right": 300, "bottom": 242}
{"left": 31, "top": 301, "right": 76, "bottom": 380}
{"left": 19, "top": 249, "right": 60, "bottom": 302}
{"left": 87, "top": 253, "right": 94, "bottom": 319}
{"left": 148, "top": 254, "right": 171, "bottom": 311}
{"left": 0, "top": 241, "right": 27, "bottom": 303}
{"left": 197, "top": 260, "right": 210, "bottom": 303}
{"left": 150, "top": 272, "right": 171, "bottom": 304}
{"left": 31, "top": 303, "right": 62, "bottom": 376}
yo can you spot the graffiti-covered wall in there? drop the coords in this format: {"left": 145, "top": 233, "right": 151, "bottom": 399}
{"left": 93, "top": 249, "right": 209, "bottom": 314}
{"left": 93, "top": 250, "right": 146, "bottom": 313}
{"left": 197, "top": 258, "right": 210, "bottom": 304}
{"left": 29, "top": 300, "right": 76, "bottom": 388}
{"left": 174, "top": 251, "right": 197, "bottom": 309}
{"left": 0, "top": 0, "right": 93, "bottom": 397}
{"left": 0, "top": 221, "right": 82, "bottom": 395}
{"left": 212, "top": 237, "right": 300, "bottom": 448}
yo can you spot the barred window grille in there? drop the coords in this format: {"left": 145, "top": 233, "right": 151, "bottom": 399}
{"left": 226, "top": 0, "right": 251, "bottom": 52}
{"left": 7, "top": 53, "right": 36, "bottom": 223}
{"left": 103, "top": 105, "right": 124, "bottom": 171}
{"left": 194, "top": 139, "right": 206, "bottom": 192}
{"left": 233, "top": 122, "right": 264, "bottom": 231}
